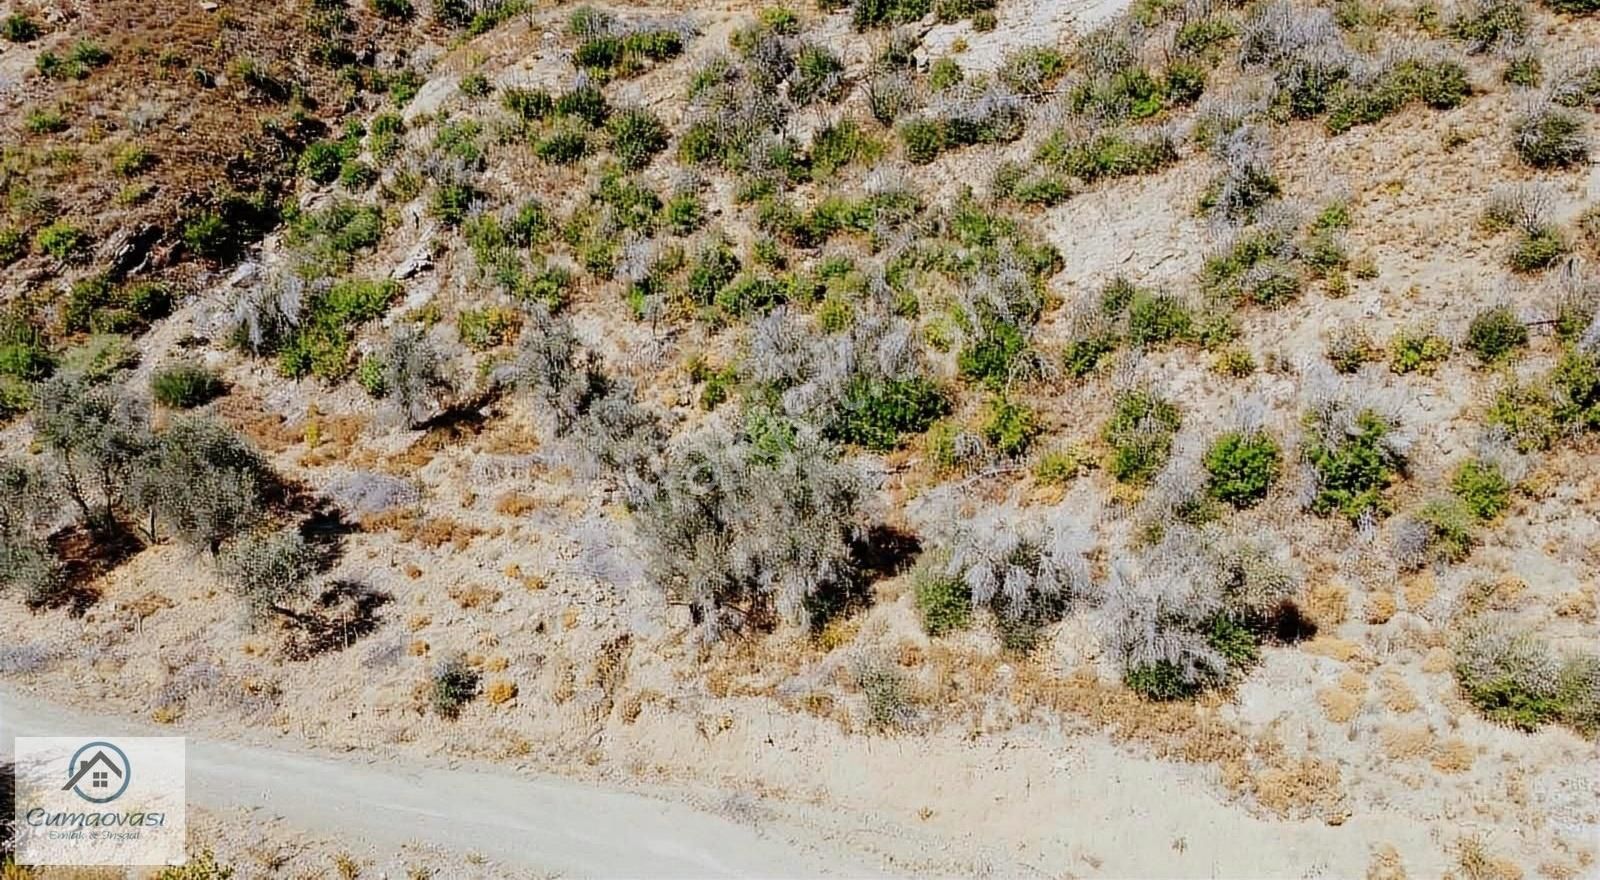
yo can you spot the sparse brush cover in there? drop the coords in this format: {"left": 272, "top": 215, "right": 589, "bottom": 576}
{"left": 1303, "top": 407, "right": 1405, "bottom": 520}
{"left": 913, "top": 552, "right": 972, "bottom": 636}
{"left": 1104, "top": 388, "right": 1182, "bottom": 485}
{"left": 429, "top": 654, "right": 481, "bottom": 719}
{"left": 151, "top": 363, "right": 225, "bottom": 409}
{"left": 1513, "top": 105, "right": 1589, "bottom": 169}
{"left": 1454, "top": 623, "right": 1599, "bottom": 736}
{"left": 1465, "top": 306, "right": 1528, "bottom": 363}
{"left": 1390, "top": 327, "right": 1452, "bottom": 375}
{"left": 1200, "top": 228, "right": 1302, "bottom": 308}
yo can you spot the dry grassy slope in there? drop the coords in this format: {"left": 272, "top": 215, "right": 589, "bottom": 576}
{"left": 3, "top": 0, "right": 1600, "bottom": 876}
{"left": 0, "top": 0, "right": 424, "bottom": 297}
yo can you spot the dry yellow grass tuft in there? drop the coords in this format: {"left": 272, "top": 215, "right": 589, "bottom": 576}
{"left": 1319, "top": 687, "right": 1363, "bottom": 723}
{"left": 1403, "top": 573, "right": 1437, "bottom": 613}
{"left": 1380, "top": 671, "right": 1420, "bottom": 713}
{"left": 1381, "top": 725, "right": 1436, "bottom": 761}
{"left": 1305, "top": 582, "right": 1350, "bottom": 626}
{"left": 1365, "top": 591, "right": 1397, "bottom": 625}
{"left": 1431, "top": 739, "right": 1475, "bottom": 774}
{"left": 448, "top": 584, "right": 502, "bottom": 610}
{"left": 486, "top": 680, "right": 518, "bottom": 705}
{"left": 1367, "top": 843, "right": 1409, "bottom": 880}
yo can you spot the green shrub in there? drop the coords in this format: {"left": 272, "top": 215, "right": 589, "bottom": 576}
{"left": 1175, "top": 16, "right": 1236, "bottom": 56}
{"left": 913, "top": 555, "right": 972, "bottom": 636}
{"left": 62, "top": 276, "right": 173, "bottom": 335}
{"left": 1389, "top": 328, "right": 1452, "bottom": 374}
{"left": 1104, "top": 388, "right": 1181, "bottom": 486}
{"left": 1213, "top": 347, "right": 1256, "bottom": 377}
{"left": 1126, "top": 290, "right": 1192, "bottom": 346}
{"left": 37, "top": 40, "right": 111, "bottom": 80}
{"left": 35, "top": 219, "right": 90, "bottom": 263}
{"left": 1513, "top": 107, "right": 1588, "bottom": 169}
{"left": 430, "top": 183, "right": 479, "bottom": 226}
{"left": 1204, "top": 430, "right": 1281, "bottom": 508}
{"left": 1199, "top": 230, "right": 1301, "bottom": 307}
{"left": 111, "top": 144, "right": 154, "bottom": 176}
{"left": 1448, "top": 0, "right": 1529, "bottom": 52}
{"left": 0, "top": 227, "right": 25, "bottom": 266}
{"left": 1451, "top": 458, "right": 1511, "bottom": 521}
{"left": 555, "top": 83, "right": 610, "bottom": 126}
{"left": 663, "top": 193, "right": 705, "bottom": 235}
{"left": 429, "top": 654, "right": 481, "bottom": 719}
{"left": 828, "top": 377, "right": 949, "bottom": 450}
{"left": 1410, "top": 497, "right": 1478, "bottom": 563}
{"left": 2, "top": 12, "right": 40, "bottom": 42}
{"left": 980, "top": 396, "right": 1039, "bottom": 457}
{"left": 181, "top": 190, "right": 280, "bottom": 264}
{"left": 1508, "top": 225, "right": 1569, "bottom": 272}
{"left": 535, "top": 126, "right": 588, "bottom": 164}
{"left": 459, "top": 71, "right": 492, "bottom": 98}
{"left": 1326, "top": 59, "right": 1470, "bottom": 135}
{"left": 809, "top": 120, "right": 882, "bottom": 179}
{"left": 1465, "top": 306, "right": 1528, "bottom": 363}
{"left": 1034, "top": 447, "right": 1088, "bottom": 485}
{"left": 277, "top": 278, "right": 402, "bottom": 381}
{"left": 285, "top": 201, "right": 383, "bottom": 276}
{"left": 1503, "top": 52, "right": 1542, "bottom": 87}
{"left": 1035, "top": 129, "right": 1179, "bottom": 183}
{"left": 1063, "top": 330, "right": 1119, "bottom": 378}
{"left": 929, "top": 57, "right": 963, "bottom": 91}
{"left": 899, "top": 118, "right": 945, "bottom": 164}
{"left": 1454, "top": 624, "right": 1564, "bottom": 731}
{"left": 458, "top": 306, "right": 521, "bottom": 351}
{"left": 852, "top": 0, "right": 933, "bottom": 29}
{"left": 58, "top": 334, "right": 138, "bottom": 382}
{"left": 957, "top": 320, "right": 1027, "bottom": 387}
{"left": 607, "top": 107, "right": 668, "bottom": 169}
{"left": 151, "top": 363, "right": 224, "bottom": 409}
{"left": 24, "top": 106, "right": 67, "bottom": 134}
{"left": 1304, "top": 408, "right": 1404, "bottom": 520}
{"left": 1125, "top": 660, "right": 1201, "bottom": 701}
{"left": 370, "top": 0, "right": 415, "bottom": 19}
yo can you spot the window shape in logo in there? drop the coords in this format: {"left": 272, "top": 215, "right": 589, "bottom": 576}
{"left": 61, "top": 741, "right": 132, "bottom": 804}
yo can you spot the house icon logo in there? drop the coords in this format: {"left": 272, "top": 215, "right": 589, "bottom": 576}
{"left": 60, "top": 740, "right": 132, "bottom": 804}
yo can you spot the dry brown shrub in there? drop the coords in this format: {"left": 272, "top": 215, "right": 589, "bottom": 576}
{"left": 407, "top": 639, "right": 429, "bottom": 656}
{"left": 448, "top": 584, "right": 502, "bottom": 610}
{"left": 1403, "top": 572, "right": 1438, "bottom": 611}
{"left": 1367, "top": 843, "right": 1409, "bottom": 880}
{"left": 1431, "top": 738, "right": 1474, "bottom": 773}
{"left": 1320, "top": 687, "right": 1363, "bottom": 722}
{"left": 1253, "top": 756, "right": 1344, "bottom": 819}
{"left": 1304, "top": 636, "right": 1362, "bottom": 662}
{"left": 1422, "top": 646, "right": 1454, "bottom": 673}
{"left": 1381, "top": 724, "right": 1435, "bottom": 760}
{"left": 1366, "top": 591, "right": 1397, "bottom": 624}
{"left": 485, "top": 679, "right": 518, "bottom": 705}
{"left": 494, "top": 492, "right": 541, "bottom": 516}
{"left": 1380, "top": 671, "right": 1420, "bottom": 713}
{"left": 413, "top": 518, "right": 481, "bottom": 550}
{"left": 1305, "top": 581, "right": 1349, "bottom": 626}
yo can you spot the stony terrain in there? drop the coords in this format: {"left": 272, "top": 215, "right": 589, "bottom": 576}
{"left": 3, "top": 0, "right": 1599, "bottom": 876}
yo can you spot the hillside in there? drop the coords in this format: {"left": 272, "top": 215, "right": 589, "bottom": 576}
{"left": 3, "top": 0, "right": 1599, "bottom": 875}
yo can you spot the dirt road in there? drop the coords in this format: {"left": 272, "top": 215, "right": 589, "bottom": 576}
{"left": 0, "top": 687, "right": 884, "bottom": 878}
